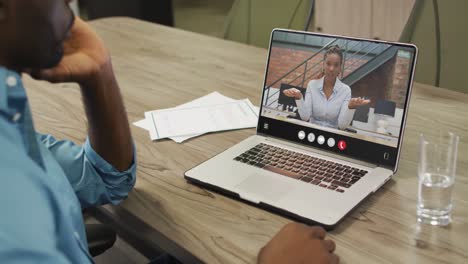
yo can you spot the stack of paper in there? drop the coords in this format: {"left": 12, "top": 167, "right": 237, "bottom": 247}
{"left": 134, "top": 92, "right": 260, "bottom": 143}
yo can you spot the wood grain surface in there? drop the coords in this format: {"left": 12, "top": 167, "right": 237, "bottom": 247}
{"left": 24, "top": 18, "right": 468, "bottom": 264}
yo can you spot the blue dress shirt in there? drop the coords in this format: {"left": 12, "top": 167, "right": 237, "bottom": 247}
{"left": 0, "top": 67, "right": 136, "bottom": 263}
{"left": 296, "top": 77, "right": 355, "bottom": 129}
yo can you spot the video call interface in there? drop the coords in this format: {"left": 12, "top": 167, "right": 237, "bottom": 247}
{"left": 261, "top": 31, "right": 415, "bottom": 148}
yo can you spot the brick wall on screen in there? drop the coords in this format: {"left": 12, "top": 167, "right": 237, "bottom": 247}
{"left": 389, "top": 57, "right": 411, "bottom": 108}
{"left": 350, "top": 55, "right": 397, "bottom": 108}
{"left": 267, "top": 46, "right": 411, "bottom": 109}
{"left": 266, "top": 47, "right": 319, "bottom": 88}
{"left": 350, "top": 55, "right": 410, "bottom": 109}
{"left": 267, "top": 46, "right": 367, "bottom": 89}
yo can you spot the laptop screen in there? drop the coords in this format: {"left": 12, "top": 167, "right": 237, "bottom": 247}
{"left": 257, "top": 29, "right": 417, "bottom": 169}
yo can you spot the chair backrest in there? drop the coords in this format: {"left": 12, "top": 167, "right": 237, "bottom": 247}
{"left": 353, "top": 104, "right": 370, "bottom": 123}
{"left": 70, "top": 0, "right": 79, "bottom": 15}
{"left": 278, "top": 83, "right": 306, "bottom": 107}
{"left": 83, "top": 0, "right": 174, "bottom": 26}
{"left": 400, "top": 0, "right": 468, "bottom": 93}
{"left": 223, "top": 0, "right": 312, "bottom": 48}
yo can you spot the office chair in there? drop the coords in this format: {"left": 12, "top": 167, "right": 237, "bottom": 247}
{"left": 86, "top": 223, "right": 117, "bottom": 257}
{"left": 223, "top": 0, "right": 315, "bottom": 48}
{"left": 400, "top": 0, "right": 468, "bottom": 93}
{"left": 82, "top": 208, "right": 117, "bottom": 257}
{"left": 277, "top": 83, "right": 306, "bottom": 120}
{"left": 374, "top": 99, "right": 396, "bottom": 134}
{"left": 82, "top": 0, "right": 174, "bottom": 26}
{"left": 353, "top": 104, "right": 371, "bottom": 123}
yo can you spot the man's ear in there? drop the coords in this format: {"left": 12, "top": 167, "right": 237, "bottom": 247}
{"left": 0, "top": 1, "right": 6, "bottom": 21}
{"left": 0, "top": 0, "right": 8, "bottom": 21}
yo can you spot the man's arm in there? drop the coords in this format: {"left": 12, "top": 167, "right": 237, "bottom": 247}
{"left": 34, "top": 17, "right": 133, "bottom": 172}
{"left": 80, "top": 63, "right": 133, "bottom": 172}
{"left": 31, "top": 17, "right": 136, "bottom": 207}
{"left": 37, "top": 133, "right": 136, "bottom": 208}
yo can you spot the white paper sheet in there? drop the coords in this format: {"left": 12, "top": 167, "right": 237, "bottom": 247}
{"left": 133, "top": 92, "right": 259, "bottom": 143}
{"left": 145, "top": 99, "right": 258, "bottom": 140}
{"left": 133, "top": 118, "right": 152, "bottom": 131}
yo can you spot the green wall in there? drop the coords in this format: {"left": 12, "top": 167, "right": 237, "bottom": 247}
{"left": 405, "top": 0, "right": 468, "bottom": 93}
{"left": 225, "top": 0, "right": 468, "bottom": 93}
{"left": 223, "top": 0, "right": 310, "bottom": 48}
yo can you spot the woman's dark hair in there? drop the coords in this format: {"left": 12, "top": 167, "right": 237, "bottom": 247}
{"left": 324, "top": 45, "right": 343, "bottom": 65}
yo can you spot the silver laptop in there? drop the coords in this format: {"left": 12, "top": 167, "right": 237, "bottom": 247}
{"left": 185, "top": 29, "right": 418, "bottom": 229}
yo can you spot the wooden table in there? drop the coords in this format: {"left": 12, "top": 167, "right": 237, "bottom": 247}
{"left": 24, "top": 18, "right": 468, "bottom": 264}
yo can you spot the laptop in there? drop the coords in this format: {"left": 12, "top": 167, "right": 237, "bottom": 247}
{"left": 185, "top": 29, "right": 418, "bottom": 229}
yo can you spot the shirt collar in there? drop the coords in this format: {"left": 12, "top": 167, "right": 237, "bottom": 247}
{"left": 0, "top": 67, "right": 25, "bottom": 112}
{"left": 319, "top": 76, "right": 341, "bottom": 95}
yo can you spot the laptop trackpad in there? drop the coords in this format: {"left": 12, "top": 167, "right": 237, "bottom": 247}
{"left": 235, "top": 173, "right": 292, "bottom": 204}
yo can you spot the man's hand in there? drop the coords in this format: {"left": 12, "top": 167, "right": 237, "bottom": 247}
{"left": 258, "top": 223, "right": 339, "bottom": 264}
{"left": 30, "top": 17, "right": 133, "bottom": 172}
{"left": 283, "top": 88, "right": 303, "bottom": 100}
{"left": 32, "top": 16, "right": 110, "bottom": 86}
{"left": 348, "top": 97, "right": 371, "bottom": 109}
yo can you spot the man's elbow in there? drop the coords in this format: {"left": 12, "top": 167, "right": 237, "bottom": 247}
{"left": 107, "top": 176, "right": 136, "bottom": 205}
{"left": 104, "top": 166, "right": 137, "bottom": 205}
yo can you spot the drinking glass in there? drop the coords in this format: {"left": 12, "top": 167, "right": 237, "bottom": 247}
{"left": 417, "top": 131, "right": 459, "bottom": 226}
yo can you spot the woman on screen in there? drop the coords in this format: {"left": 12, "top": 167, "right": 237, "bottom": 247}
{"left": 283, "top": 45, "right": 370, "bottom": 130}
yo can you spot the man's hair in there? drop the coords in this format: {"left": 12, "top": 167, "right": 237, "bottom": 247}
{"left": 324, "top": 45, "right": 343, "bottom": 65}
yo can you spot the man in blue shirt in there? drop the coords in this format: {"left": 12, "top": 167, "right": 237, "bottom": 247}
{"left": 0, "top": 1, "right": 339, "bottom": 263}
{"left": 0, "top": 0, "right": 136, "bottom": 262}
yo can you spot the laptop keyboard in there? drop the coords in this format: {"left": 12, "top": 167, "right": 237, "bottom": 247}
{"left": 233, "top": 143, "right": 368, "bottom": 193}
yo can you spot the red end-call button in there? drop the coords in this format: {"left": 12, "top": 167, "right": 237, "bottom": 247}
{"left": 338, "top": 140, "right": 347, "bottom": 151}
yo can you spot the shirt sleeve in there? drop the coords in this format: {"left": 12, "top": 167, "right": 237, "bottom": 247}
{"left": 296, "top": 81, "right": 314, "bottom": 122}
{"left": 37, "top": 133, "right": 137, "bottom": 208}
{"left": 337, "top": 88, "right": 356, "bottom": 129}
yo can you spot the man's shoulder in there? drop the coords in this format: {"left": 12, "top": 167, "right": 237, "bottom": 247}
{"left": 0, "top": 114, "right": 24, "bottom": 153}
{"left": 0, "top": 138, "right": 64, "bottom": 262}
{"left": 0, "top": 115, "right": 42, "bottom": 182}
{"left": 0, "top": 120, "right": 57, "bottom": 217}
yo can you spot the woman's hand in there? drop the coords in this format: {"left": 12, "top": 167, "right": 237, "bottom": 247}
{"left": 31, "top": 17, "right": 111, "bottom": 87}
{"left": 258, "top": 223, "right": 339, "bottom": 264}
{"left": 348, "top": 97, "right": 370, "bottom": 109}
{"left": 283, "top": 88, "right": 303, "bottom": 100}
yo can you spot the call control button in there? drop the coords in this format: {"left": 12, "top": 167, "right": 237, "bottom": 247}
{"left": 338, "top": 140, "right": 347, "bottom": 150}
{"left": 307, "top": 133, "right": 315, "bottom": 143}
{"left": 317, "top": 135, "right": 325, "bottom": 145}
{"left": 298, "top": 130, "right": 306, "bottom": 140}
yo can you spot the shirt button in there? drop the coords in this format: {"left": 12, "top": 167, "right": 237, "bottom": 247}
{"left": 12, "top": 112, "right": 21, "bottom": 122}
{"left": 6, "top": 76, "right": 17, "bottom": 87}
